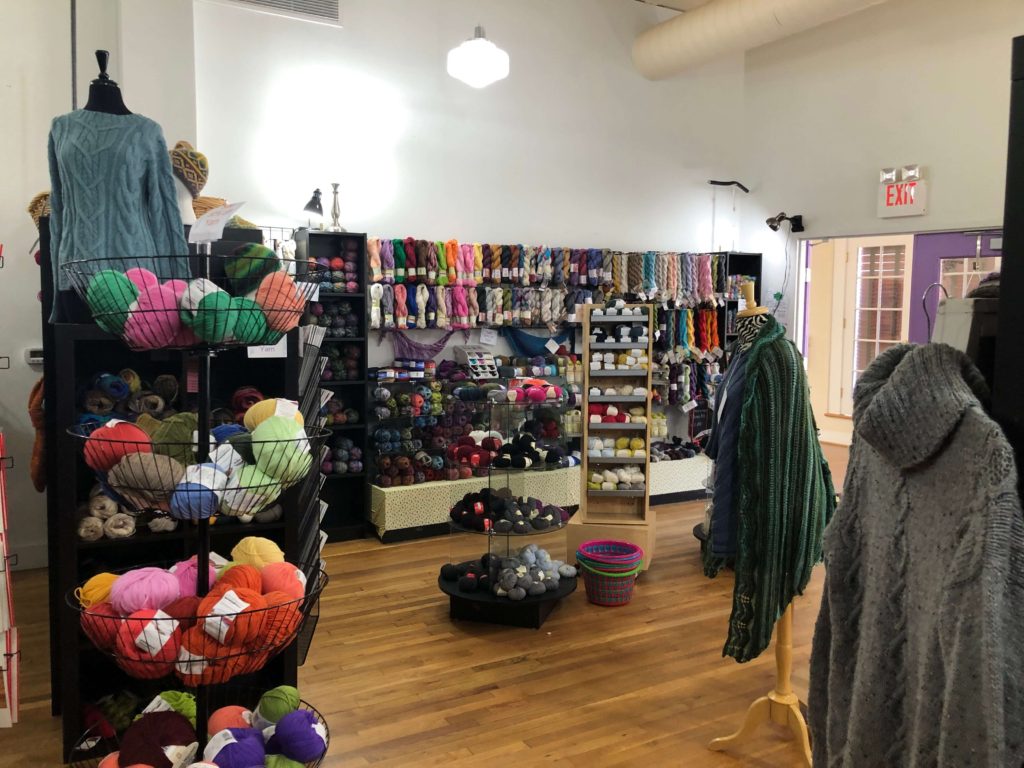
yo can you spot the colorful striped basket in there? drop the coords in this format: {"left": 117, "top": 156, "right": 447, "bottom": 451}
{"left": 576, "top": 540, "right": 644, "bottom": 606}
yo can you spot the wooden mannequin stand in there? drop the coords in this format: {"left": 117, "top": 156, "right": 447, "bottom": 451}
{"left": 708, "top": 604, "right": 812, "bottom": 767}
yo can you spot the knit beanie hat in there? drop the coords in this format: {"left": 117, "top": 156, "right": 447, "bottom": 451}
{"left": 168, "top": 140, "right": 209, "bottom": 198}
{"left": 27, "top": 191, "right": 51, "bottom": 230}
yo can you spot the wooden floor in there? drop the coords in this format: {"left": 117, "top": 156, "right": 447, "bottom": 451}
{"left": 7, "top": 496, "right": 835, "bottom": 768}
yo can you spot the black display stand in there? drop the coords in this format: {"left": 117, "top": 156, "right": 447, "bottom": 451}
{"left": 439, "top": 563, "right": 577, "bottom": 629}
{"left": 41, "top": 222, "right": 320, "bottom": 759}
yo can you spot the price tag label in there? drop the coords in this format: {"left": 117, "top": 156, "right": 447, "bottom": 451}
{"left": 544, "top": 338, "right": 560, "bottom": 354}
{"left": 682, "top": 400, "right": 698, "bottom": 413}
{"left": 188, "top": 201, "right": 245, "bottom": 243}
{"left": 711, "top": 346, "right": 724, "bottom": 359}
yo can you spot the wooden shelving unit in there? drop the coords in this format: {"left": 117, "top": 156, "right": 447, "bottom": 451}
{"left": 568, "top": 305, "right": 656, "bottom": 568}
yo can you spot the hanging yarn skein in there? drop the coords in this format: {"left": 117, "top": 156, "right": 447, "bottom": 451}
{"left": 391, "top": 238, "right": 405, "bottom": 283}
{"left": 369, "top": 284, "right": 383, "bottom": 329}
{"left": 434, "top": 286, "right": 448, "bottom": 329}
{"left": 404, "top": 282, "right": 419, "bottom": 329}
{"left": 381, "top": 284, "right": 395, "bottom": 329}
{"left": 467, "top": 286, "right": 479, "bottom": 328}
{"left": 393, "top": 284, "right": 408, "bottom": 329}
{"left": 380, "top": 239, "right": 395, "bottom": 284}
{"left": 436, "top": 240, "right": 449, "bottom": 286}
{"left": 403, "top": 237, "right": 418, "bottom": 283}
{"left": 367, "top": 237, "right": 382, "bottom": 283}
{"left": 415, "top": 284, "right": 429, "bottom": 328}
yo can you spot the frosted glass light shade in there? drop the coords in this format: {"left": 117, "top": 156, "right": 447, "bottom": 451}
{"left": 447, "top": 27, "right": 509, "bottom": 89}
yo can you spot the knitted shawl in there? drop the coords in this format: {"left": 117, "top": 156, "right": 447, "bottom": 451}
{"left": 724, "top": 315, "right": 834, "bottom": 663}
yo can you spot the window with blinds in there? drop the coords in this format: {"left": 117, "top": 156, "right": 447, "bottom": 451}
{"left": 853, "top": 244, "right": 907, "bottom": 379}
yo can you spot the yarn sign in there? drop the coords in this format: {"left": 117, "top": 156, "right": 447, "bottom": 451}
{"left": 189, "top": 201, "right": 246, "bottom": 243}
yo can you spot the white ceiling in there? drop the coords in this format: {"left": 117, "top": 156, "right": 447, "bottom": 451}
{"left": 633, "top": 0, "right": 711, "bottom": 11}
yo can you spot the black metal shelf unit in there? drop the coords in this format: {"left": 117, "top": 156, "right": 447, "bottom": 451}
{"left": 41, "top": 223, "right": 320, "bottom": 759}
{"left": 295, "top": 229, "right": 370, "bottom": 541}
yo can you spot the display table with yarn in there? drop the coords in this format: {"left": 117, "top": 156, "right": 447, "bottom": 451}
{"left": 72, "top": 538, "right": 327, "bottom": 683}
{"left": 67, "top": 684, "right": 330, "bottom": 768}
{"left": 62, "top": 250, "right": 326, "bottom": 352}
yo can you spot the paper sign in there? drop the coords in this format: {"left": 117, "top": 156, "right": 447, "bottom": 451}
{"left": 479, "top": 328, "right": 498, "bottom": 346}
{"left": 682, "top": 400, "right": 698, "bottom": 413}
{"left": 188, "top": 201, "right": 245, "bottom": 244}
{"left": 544, "top": 338, "right": 560, "bottom": 354}
{"left": 247, "top": 337, "right": 288, "bottom": 358}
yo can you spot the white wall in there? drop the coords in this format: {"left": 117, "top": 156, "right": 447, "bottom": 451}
{"left": 738, "top": 0, "right": 1023, "bottom": 333}
{"left": 193, "top": 0, "right": 747, "bottom": 365}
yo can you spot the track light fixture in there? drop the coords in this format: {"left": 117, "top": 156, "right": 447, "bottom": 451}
{"left": 765, "top": 212, "right": 804, "bottom": 233}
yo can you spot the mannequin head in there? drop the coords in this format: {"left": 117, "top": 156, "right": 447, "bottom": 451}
{"left": 84, "top": 50, "right": 130, "bottom": 115}
{"left": 735, "top": 281, "right": 769, "bottom": 351}
{"left": 173, "top": 177, "right": 197, "bottom": 225}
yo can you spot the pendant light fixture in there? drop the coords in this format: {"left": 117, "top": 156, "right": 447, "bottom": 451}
{"left": 446, "top": 25, "right": 509, "bottom": 89}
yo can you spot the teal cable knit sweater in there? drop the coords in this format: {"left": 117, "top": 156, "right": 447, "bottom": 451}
{"left": 47, "top": 110, "right": 187, "bottom": 311}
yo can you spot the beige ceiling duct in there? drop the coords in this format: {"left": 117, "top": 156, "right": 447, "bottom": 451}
{"left": 632, "top": 0, "right": 891, "bottom": 79}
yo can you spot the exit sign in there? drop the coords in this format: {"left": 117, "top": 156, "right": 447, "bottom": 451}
{"left": 878, "top": 179, "right": 928, "bottom": 218}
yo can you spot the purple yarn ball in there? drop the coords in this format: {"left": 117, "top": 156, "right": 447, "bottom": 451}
{"left": 269, "top": 710, "right": 327, "bottom": 763}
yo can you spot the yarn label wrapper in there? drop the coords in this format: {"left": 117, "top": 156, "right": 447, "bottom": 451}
{"left": 166, "top": 742, "right": 198, "bottom": 768}
{"left": 206, "top": 590, "right": 251, "bottom": 644}
{"left": 275, "top": 399, "right": 300, "bottom": 419}
{"left": 204, "top": 730, "right": 238, "bottom": 760}
{"left": 136, "top": 610, "right": 175, "bottom": 655}
{"left": 143, "top": 694, "right": 175, "bottom": 715}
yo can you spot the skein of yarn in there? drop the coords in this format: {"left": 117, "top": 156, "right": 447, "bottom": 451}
{"left": 118, "top": 711, "right": 197, "bottom": 768}
{"left": 109, "top": 568, "right": 181, "bottom": 615}
{"left": 76, "top": 572, "right": 119, "bottom": 607}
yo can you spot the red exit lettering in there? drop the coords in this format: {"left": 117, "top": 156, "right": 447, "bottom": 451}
{"left": 885, "top": 181, "right": 917, "bottom": 207}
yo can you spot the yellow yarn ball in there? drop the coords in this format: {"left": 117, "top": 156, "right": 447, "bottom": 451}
{"left": 243, "top": 398, "right": 305, "bottom": 432}
{"left": 230, "top": 536, "right": 285, "bottom": 569}
{"left": 75, "top": 572, "right": 119, "bottom": 608}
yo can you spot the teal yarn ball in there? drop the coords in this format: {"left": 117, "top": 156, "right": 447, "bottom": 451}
{"left": 180, "top": 278, "right": 237, "bottom": 343}
{"left": 252, "top": 416, "right": 312, "bottom": 487}
{"left": 226, "top": 243, "right": 280, "bottom": 294}
{"left": 220, "top": 465, "right": 281, "bottom": 517}
{"left": 230, "top": 296, "right": 270, "bottom": 344}
{"left": 85, "top": 270, "right": 138, "bottom": 333}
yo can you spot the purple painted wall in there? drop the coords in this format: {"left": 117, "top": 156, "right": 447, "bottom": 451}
{"left": 908, "top": 231, "right": 1001, "bottom": 343}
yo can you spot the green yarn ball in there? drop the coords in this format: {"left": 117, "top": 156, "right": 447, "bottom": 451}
{"left": 133, "top": 691, "right": 197, "bottom": 729}
{"left": 220, "top": 464, "right": 281, "bottom": 517}
{"left": 230, "top": 296, "right": 270, "bottom": 344}
{"left": 252, "top": 416, "right": 312, "bottom": 487}
{"left": 85, "top": 270, "right": 138, "bottom": 333}
{"left": 179, "top": 278, "right": 237, "bottom": 343}
{"left": 265, "top": 756, "right": 304, "bottom": 768}
{"left": 226, "top": 243, "right": 281, "bottom": 294}
{"left": 151, "top": 412, "right": 199, "bottom": 465}
{"left": 255, "top": 685, "right": 300, "bottom": 726}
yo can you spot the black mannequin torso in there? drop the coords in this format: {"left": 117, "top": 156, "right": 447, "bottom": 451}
{"left": 83, "top": 50, "right": 131, "bottom": 115}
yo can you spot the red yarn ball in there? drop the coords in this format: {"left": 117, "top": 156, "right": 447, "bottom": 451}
{"left": 162, "top": 595, "right": 202, "bottom": 630}
{"left": 197, "top": 587, "right": 267, "bottom": 647}
{"left": 261, "top": 590, "right": 302, "bottom": 647}
{"left": 84, "top": 420, "right": 153, "bottom": 473}
{"left": 81, "top": 602, "right": 121, "bottom": 651}
{"left": 260, "top": 562, "right": 307, "bottom": 600}
{"left": 115, "top": 609, "right": 181, "bottom": 679}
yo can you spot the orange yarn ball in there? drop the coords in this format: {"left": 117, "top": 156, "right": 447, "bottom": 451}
{"left": 197, "top": 586, "right": 267, "bottom": 647}
{"left": 254, "top": 271, "right": 304, "bottom": 332}
{"left": 97, "top": 752, "right": 119, "bottom": 768}
{"left": 115, "top": 609, "right": 181, "bottom": 679}
{"left": 208, "top": 705, "right": 252, "bottom": 734}
{"left": 217, "top": 563, "right": 262, "bottom": 593}
{"left": 175, "top": 626, "right": 237, "bottom": 686}
{"left": 81, "top": 602, "right": 122, "bottom": 651}
{"left": 262, "top": 590, "right": 302, "bottom": 647}
{"left": 162, "top": 595, "right": 202, "bottom": 630}
{"left": 260, "top": 562, "right": 307, "bottom": 600}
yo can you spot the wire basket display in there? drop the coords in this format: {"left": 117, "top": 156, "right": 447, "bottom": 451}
{"left": 69, "top": 421, "right": 331, "bottom": 520}
{"left": 66, "top": 692, "right": 330, "bottom": 768}
{"left": 62, "top": 253, "right": 328, "bottom": 351}
{"left": 71, "top": 563, "right": 328, "bottom": 683}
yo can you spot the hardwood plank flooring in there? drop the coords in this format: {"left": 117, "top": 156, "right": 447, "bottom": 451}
{"left": 7, "top": 501, "right": 826, "bottom": 767}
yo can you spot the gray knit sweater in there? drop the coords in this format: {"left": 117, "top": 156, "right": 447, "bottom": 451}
{"left": 809, "top": 344, "right": 1024, "bottom": 767}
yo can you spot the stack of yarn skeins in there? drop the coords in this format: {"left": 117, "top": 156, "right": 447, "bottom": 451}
{"left": 305, "top": 299, "right": 361, "bottom": 339}
{"left": 439, "top": 544, "right": 577, "bottom": 600}
{"left": 82, "top": 396, "right": 315, "bottom": 523}
{"left": 81, "top": 243, "right": 309, "bottom": 351}
{"left": 322, "top": 437, "right": 363, "bottom": 477}
{"left": 76, "top": 537, "right": 312, "bottom": 684}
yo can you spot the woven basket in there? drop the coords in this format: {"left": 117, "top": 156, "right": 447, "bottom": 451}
{"left": 579, "top": 560, "right": 641, "bottom": 606}
{"left": 577, "top": 539, "right": 644, "bottom": 565}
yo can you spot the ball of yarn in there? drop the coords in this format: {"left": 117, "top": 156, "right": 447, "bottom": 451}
{"left": 151, "top": 412, "right": 199, "bottom": 465}
{"left": 169, "top": 481, "right": 219, "bottom": 521}
{"left": 252, "top": 416, "right": 311, "bottom": 486}
{"left": 174, "top": 626, "right": 225, "bottom": 686}
{"left": 103, "top": 512, "right": 136, "bottom": 539}
{"left": 115, "top": 609, "right": 181, "bottom": 679}
{"left": 80, "top": 602, "right": 122, "bottom": 650}
{"left": 76, "top": 572, "right": 119, "bottom": 608}
{"left": 85, "top": 270, "right": 138, "bottom": 333}
{"left": 208, "top": 706, "right": 252, "bottom": 734}
{"left": 77, "top": 515, "right": 104, "bottom": 542}
{"left": 230, "top": 296, "right": 270, "bottom": 344}
{"left": 217, "top": 563, "right": 262, "bottom": 593}
{"left": 254, "top": 271, "right": 305, "bottom": 332}
{"left": 124, "top": 283, "right": 181, "bottom": 350}
{"left": 89, "top": 492, "right": 119, "bottom": 519}
{"left": 84, "top": 419, "right": 153, "bottom": 473}
{"left": 119, "top": 711, "right": 196, "bottom": 768}
{"left": 261, "top": 562, "right": 307, "bottom": 600}
{"left": 108, "top": 453, "right": 185, "bottom": 512}
{"left": 179, "top": 277, "right": 237, "bottom": 343}
{"left": 96, "top": 752, "right": 121, "bottom": 768}
{"left": 265, "top": 756, "right": 304, "bottom": 768}
{"left": 170, "top": 557, "right": 218, "bottom": 597}
{"left": 252, "top": 685, "right": 300, "bottom": 730}
{"left": 219, "top": 465, "right": 281, "bottom": 517}
{"left": 186, "top": 763, "right": 220, "bottom": 768}
{"left": 124, "top": 267, "right": 159, "bottom": 291}
{"left": 270, "top": 709, "right": 327, "bottom": 762}
{"left": 109, "top": 567, "right": 181, "bottom": 615}
{"left": 242, "top": 398, "right": 304, "bottom": 432}
{"left": 261, "top": 591, "right": 303, "bottom": 647}
{"left": 140, "top": 690, "right": 197, "bottom": 729}
{"left": 231, "top": 536, "right": 285, "bottom": 569}
{"left": 163, "top": 595, "right": 202, "bottom": 630}
{"left": 212, "top": 422, "right": 247, "bottom": 443}
{"left": 227, "top": 243, "right": 280, "bottom": 294}
{"left": 203, "top": 727, "right": 265, "bottom": 768}
{"left": 198, "top": 586, "right": 267, "bottom": 646}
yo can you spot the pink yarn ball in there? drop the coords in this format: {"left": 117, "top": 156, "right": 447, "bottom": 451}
{"left": 261, "top": 562, "right": 307, "bottom": 600}
{"left": 109, "top": 567, "right": 181, "bottom": 615}
{"left": 163, "top": 279, "right": 189, "bottom": 301}
{"left": 124, "top": 284, "right": 181, "bottom": 349}
{"left": 171, "top": 557, "right": 218, "bottom": 597}
{"left": 124, "top": 268, "right": 159, "bottom": 291}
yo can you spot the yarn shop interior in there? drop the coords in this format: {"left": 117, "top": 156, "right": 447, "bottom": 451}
{"left": 2, "top": 0, "right": 1024, "bottom": 765}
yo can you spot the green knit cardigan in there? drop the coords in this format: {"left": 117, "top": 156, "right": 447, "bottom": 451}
{"left": 721, "top": 315, "right": 835, "bottom": 663}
